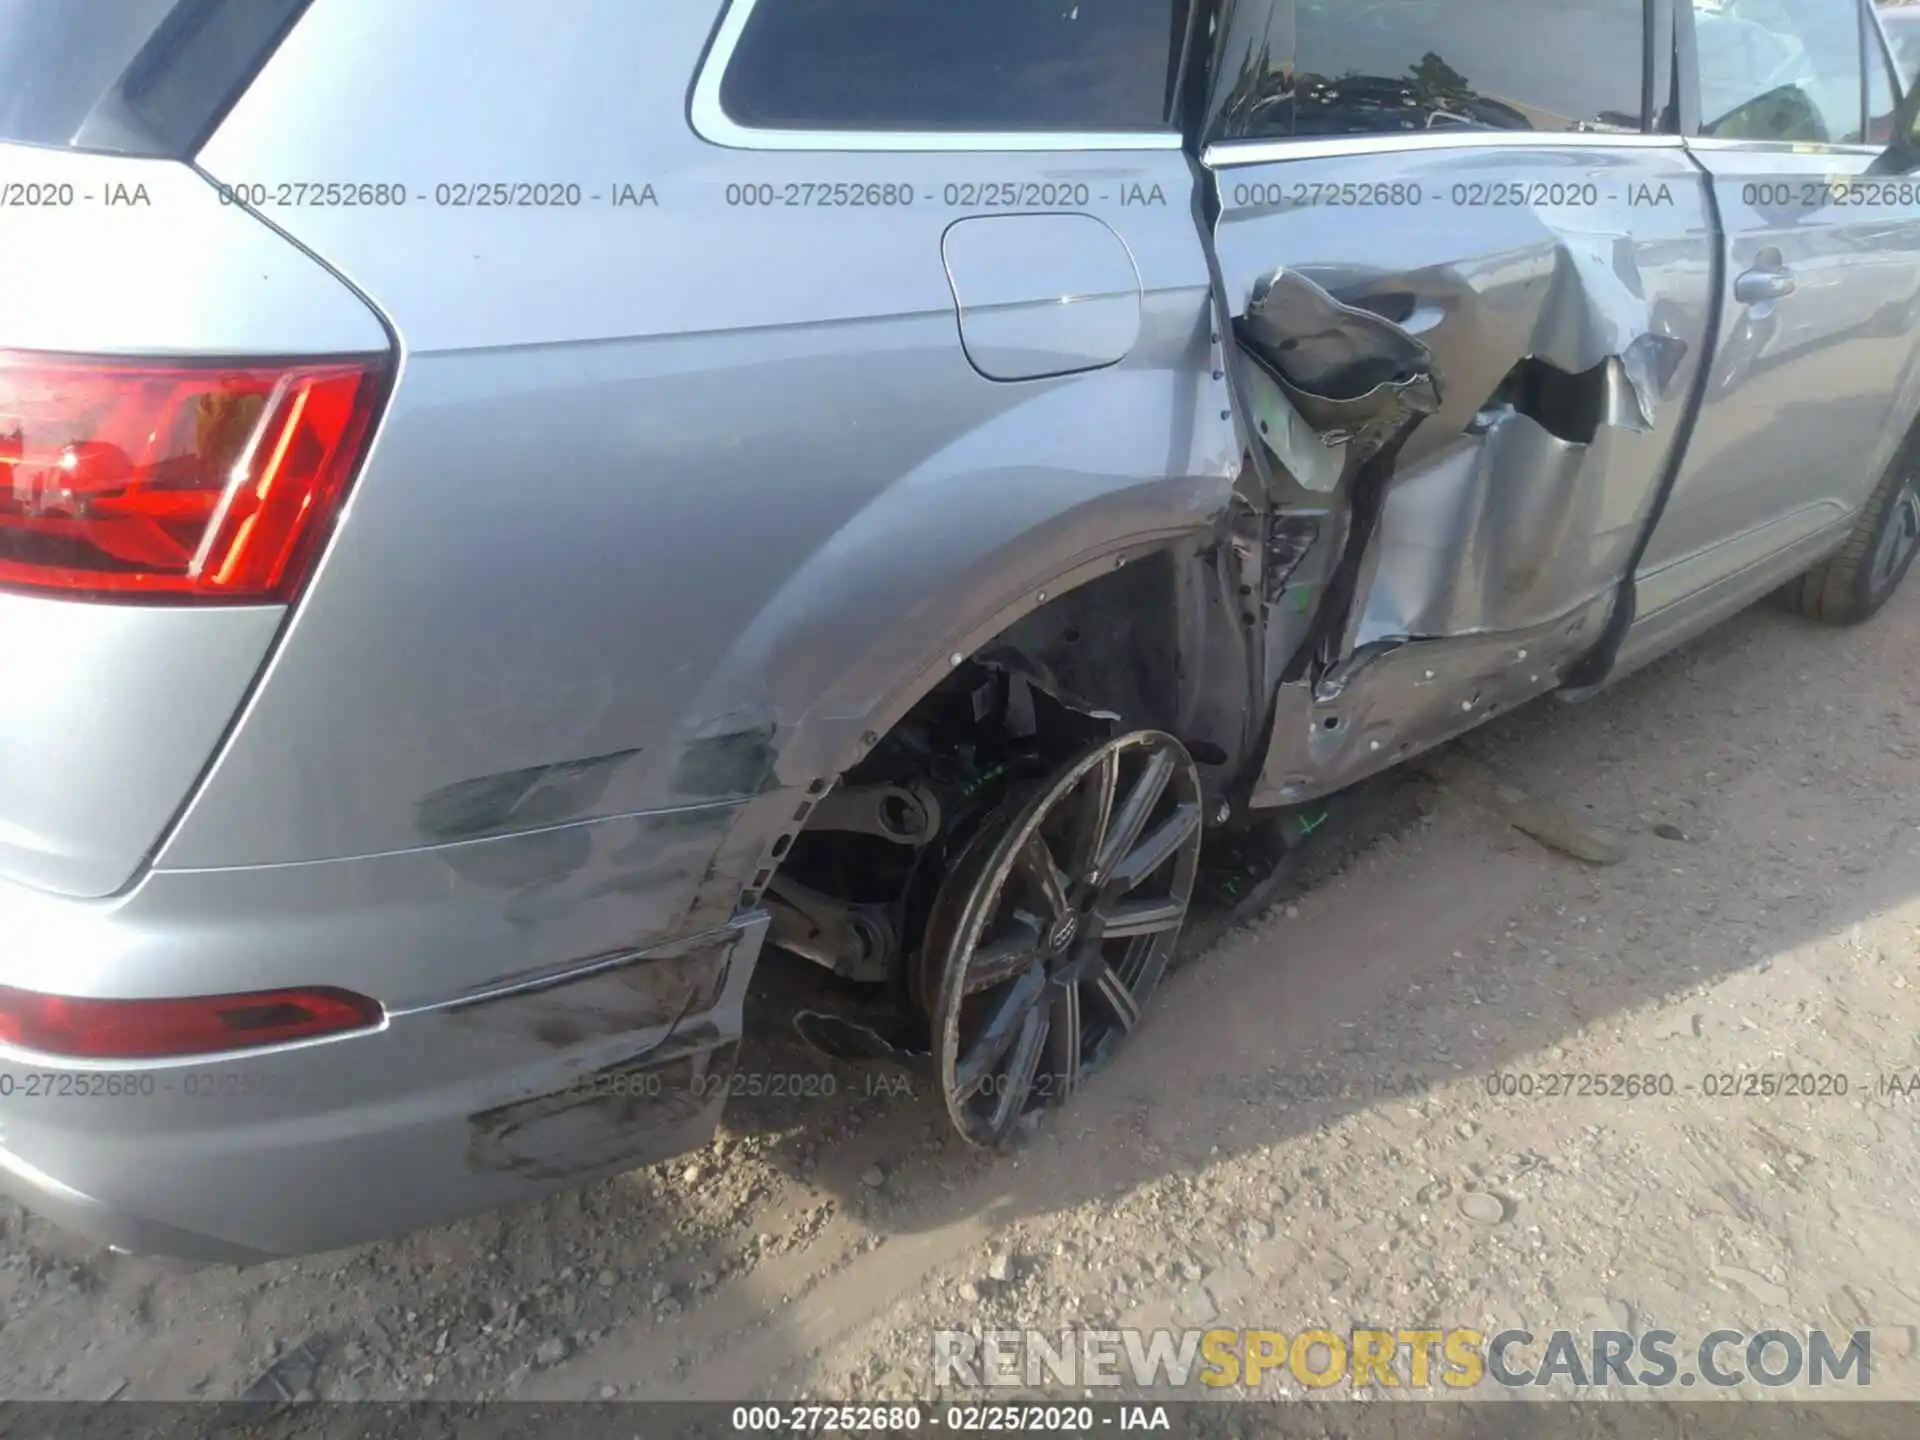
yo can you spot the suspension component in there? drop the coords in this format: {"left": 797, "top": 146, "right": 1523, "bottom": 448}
{"left": 763, "top": 874, "right": 898, "bottom": 983}
{"left": 804, "top": 782, "right": 942, "bottom": 846}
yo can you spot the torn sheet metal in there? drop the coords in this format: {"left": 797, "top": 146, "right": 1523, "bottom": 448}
{"left": 1211, "top": 144, "right": 1716, "bottom": 795}
{"left": 1235, "top": 268, "right": 1443, "bottom": 680}
{"left": 1240, "top": 359, "right": 1346, "bottom": 494}
{"left": 1355, "top": 416, "right": 1634, "bottom": 644}
{"left": 1336, "top": 221, "right": 1697, "bottom": 648}
{"left": 1531, "top": 231, "right": 1689, "bottom": 424}
{"left": 1251, "top": 591, "right": 1613, "bottom": 808}
{"left": 1619, "top": 331, "right": 1691, "bottom": 430}
{"left": 1472, "top": 352, "right": 1659, "bottom": 446}
{"left": 1239, "top": 266, "right": 1443, "bottom": 443}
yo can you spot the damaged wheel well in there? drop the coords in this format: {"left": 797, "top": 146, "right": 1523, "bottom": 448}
{"left": 972, "top": 549, "right": 1186, "bottom": 739}
{"left": 747, "top": 539, "right": 1254, "bottom": 996}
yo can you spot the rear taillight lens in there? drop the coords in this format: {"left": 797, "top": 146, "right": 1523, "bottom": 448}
{"left": 0, "top": 984, "right": 384, "bottom": 1060}
{"left": 0, "top": 350, "right": 388, "bottom": 602}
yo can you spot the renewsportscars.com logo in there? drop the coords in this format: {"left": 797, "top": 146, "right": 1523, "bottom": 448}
{"left": 933, "top": 1327, "right": 1873, "bottom": 1391}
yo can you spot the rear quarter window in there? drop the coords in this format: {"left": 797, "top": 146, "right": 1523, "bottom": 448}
{"left": 0, "top": 0, "right": 312, "bottom": 158}
{"left": 716, "top": 0, "right": 1190, "bottom": 133}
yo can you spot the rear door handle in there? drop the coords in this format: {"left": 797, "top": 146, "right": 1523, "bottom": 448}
{"left": 1734, "top": 266, "right": 1796, "bottom": 304}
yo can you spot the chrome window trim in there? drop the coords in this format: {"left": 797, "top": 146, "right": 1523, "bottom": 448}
{"left": 689, "top": 0, "right": 1185, "bottom": 153}
{"left": 1684, "top": 136, "right": 1889, "bottom": 158}
{"left": 1202, "top": 130, "right": 1687, "bottom": 169}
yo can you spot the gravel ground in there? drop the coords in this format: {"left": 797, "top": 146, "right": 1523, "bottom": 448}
{"left": 3, "top": 581, "right": 1919, "bottom": 1405}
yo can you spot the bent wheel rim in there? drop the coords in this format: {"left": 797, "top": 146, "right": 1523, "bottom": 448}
{"left": 925, "top": 731, "right": 1203, "bottom": 1148}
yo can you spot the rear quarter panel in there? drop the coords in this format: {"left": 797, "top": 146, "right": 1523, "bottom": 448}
{"left": 0, "top": 145, "right": 388, "bottom": 897}
{"left": 173, "top": 0, "right": 1235, "bottom": 993}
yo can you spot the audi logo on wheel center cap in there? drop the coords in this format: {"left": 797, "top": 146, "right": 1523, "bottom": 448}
{"left": 1048, "top": 913, "right": 1080, "bottom": 952}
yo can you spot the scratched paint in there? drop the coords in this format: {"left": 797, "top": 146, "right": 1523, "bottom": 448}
{"left": 415, "top": 747, "right": 645, "bottom": 843}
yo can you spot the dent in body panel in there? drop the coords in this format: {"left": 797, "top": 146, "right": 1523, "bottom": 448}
{"left": 1359, "top": 415, "right": 1630, "bottom": 644}
{"left": 455, "top": 921, "right": 759, "bottom": 1181}
{"left": 1348, "top": 227, "right": 1697, "bottom": 647}
{"left": 466, "top": 1042, "right": 733, "bottom": 1182}
{"left": 180, "top": 1, "right": 1237, "bottom": 992}
{"left": 671, "top": 726, "right": 780, "bottom": 801}
{"left": 182, "top": 0, "right": 1241, "bottom": 1007}
{"left": 156, "top": 294, "right": 1231, "bottom": 876}
{"left": 1255, "top": 595, "right": 1613, "bottom": 805}
{"left": 182, "top": 0, "right": 1231, "bottom": 885}
{"left": 1213, "top": 148, "right": 1714, "bottom": 803}
{"left": 435, "top": 802, "right": 742, "bottom": 946}
{"left": 416, "top": 748, "right": 645, "bottom": 843}
{"left": 667, "top": 293, "right": 1237, "bottom": 793}
{"left": 1235, "top": 268, "right": 1442, "bottom": 691}
{"left": 0, "top": 804, "right": 752, "bottom": 1013}
{"left": 0, "top": 912, "right": 765, "bottom": 1255}
{"left": 458, "top": 927, "right": 754, "bottom": 1182}
{"left": 441, "top": 934, "right": 735, "bottom": 1042}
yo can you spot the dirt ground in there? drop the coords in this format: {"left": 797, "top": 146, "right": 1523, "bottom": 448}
{"left": 3, "top": 579, "right": 1919, "bottom": 1406}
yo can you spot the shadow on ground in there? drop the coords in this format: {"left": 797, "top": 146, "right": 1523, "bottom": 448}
{"left": 3, "top": 583, "right": 1916, "bottom": 1407}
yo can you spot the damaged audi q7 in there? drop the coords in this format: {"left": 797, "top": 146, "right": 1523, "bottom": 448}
{"left": 3, "top": 0, "right": 1920, "bottom": 1262}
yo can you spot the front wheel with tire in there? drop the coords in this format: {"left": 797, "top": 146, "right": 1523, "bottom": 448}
{"left": 1780, "top": 443, "right": 1920, "bottom": 625}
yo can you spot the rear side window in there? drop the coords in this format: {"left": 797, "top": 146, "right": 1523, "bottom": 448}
{"left": 1207, "top": 0, "right": 1651, "bottom": 145}
{"left": 1692, "top": 0, "right": 1866, "bottom": 145}
{"left": 717, "top": 0, "right": 1190, "bottom": 133}
{"left": 0, "top": 0, "right": 311, "bottom": 158}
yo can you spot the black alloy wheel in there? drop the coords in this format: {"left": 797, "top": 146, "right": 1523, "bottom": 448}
{"left": 919, "top": 731, "right": 1204, "bottom": 1147}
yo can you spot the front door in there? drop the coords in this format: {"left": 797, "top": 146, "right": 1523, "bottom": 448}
{"left": 1634, "top": 0, "right": 1920, "bottom": 613}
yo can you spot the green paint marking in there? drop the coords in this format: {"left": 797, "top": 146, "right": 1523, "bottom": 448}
{"left": 1297, "top": 809, "right": 1331, "bottom": 836}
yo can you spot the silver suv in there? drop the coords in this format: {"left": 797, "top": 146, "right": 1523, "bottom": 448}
{"left": 4, "top": 0, "right": 1919, "bottom": 1262}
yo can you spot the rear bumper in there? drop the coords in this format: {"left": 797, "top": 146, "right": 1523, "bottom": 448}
{"left": 0, "top": 1146, "right": 274, "bottom": 1265}
{"left": 0, "top": 806, "right": 772, "bottom": 1262}
{"left": 0, "top": 916, "right": 763, "bottom": 1262}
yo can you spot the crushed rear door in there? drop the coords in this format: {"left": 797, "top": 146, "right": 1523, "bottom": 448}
{"left": 1196, "top": 0, "right": 1719, "bottom": 803}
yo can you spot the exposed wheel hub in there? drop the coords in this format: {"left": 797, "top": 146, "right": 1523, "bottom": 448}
{"left": 917, "top": 730, "right": 1205, "bottom": 1148}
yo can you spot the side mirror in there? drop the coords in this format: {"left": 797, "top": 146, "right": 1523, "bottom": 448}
{"left": 1870, "top": 75, "right": 1920, "bottom": 175}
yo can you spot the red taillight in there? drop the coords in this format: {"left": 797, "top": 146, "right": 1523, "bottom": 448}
{"left": 0, "top": 350, "right": 388, "bottom": 602}
{"left": 0, "top": 985, "right": 383, "bottom": 1060}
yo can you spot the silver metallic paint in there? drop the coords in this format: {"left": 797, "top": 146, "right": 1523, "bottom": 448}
{"left": 1210, "top": 142, "right": 1718, "bottom": 798}
{"left": 0, "top": 599, "right": 284, "bottom": 897}
{"left": 1637, "top": 142, "right": 1920, "bottom": 599}
{"left": 941, "top": 213, "right": 1144, "bottom": 381}
{"left": 0, "top": 145, "right": 389, "bottom": 358}
{"left": 0, "top": 0, "right": 1233, "bottom": 1256}
{"left": 0, "top": 142, "right": 389, "bottom": 899}
{"left": 0, "top": 917, "right": 766, "bottom": 1261}
{"left": 688, "top": 0, "right": 1185, "bottom": 154}
{"left": 4, "top": 0, "right": 1920, "bottom": 1260}
{"left": 178, "top": 0, "right": 1234, "bottom": 878}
